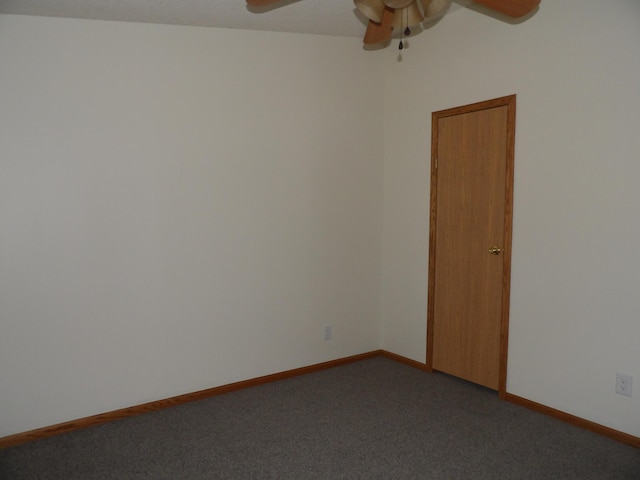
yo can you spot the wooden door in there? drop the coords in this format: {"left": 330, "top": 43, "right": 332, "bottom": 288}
{"left": 427, "top": 96, "right": 516, "bottom": 396}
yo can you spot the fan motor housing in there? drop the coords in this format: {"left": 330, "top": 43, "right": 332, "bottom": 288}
{"left": 383, "top": 0, "right": 414, "bottom": 9}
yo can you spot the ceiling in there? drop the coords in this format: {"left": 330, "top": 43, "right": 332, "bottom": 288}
{"left": 0, "top": 0, "right": 473, "bottom": 38}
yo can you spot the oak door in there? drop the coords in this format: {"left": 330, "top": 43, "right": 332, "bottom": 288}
{"left": 427, "top": 96, "right": 515, "bottom": 395}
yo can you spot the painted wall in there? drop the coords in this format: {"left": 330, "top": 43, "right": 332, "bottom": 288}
{"left": 0, "top": 15, "right": 385, "bottom": 437}
{"left": 2, "top": 0, "right": 640, "bottom": 442}
{"left": 381, "top": 0, "right": 640, "bottom": 436}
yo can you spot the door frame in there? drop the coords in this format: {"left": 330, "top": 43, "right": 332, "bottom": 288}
{"left": 426, "top": 95, "right": 516, "bottom": 398}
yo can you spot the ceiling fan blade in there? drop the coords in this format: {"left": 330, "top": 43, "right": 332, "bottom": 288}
{"left": 363, "top": 6, "right": 395, "bottom": 45}
{"left": 472, "top": 0, "right": 540, "bottom": 18}
{"left": 246, "top": 0, "right": 283, "bottom": 6}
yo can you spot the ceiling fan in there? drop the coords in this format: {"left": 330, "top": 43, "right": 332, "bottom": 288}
{"left": 245, "top": 0, "right": 540, "bottom": 48}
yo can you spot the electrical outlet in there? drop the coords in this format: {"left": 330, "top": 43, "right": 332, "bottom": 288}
{"left": 323, "top": 324, "right": 332, "bottom": 341}
{"left": 616, "top": 373, "right": 632, "bottom": 397}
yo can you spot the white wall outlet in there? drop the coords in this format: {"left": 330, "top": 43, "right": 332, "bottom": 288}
{"left": 323, "top": 324, "right": 332, "bottom": 341}
{"left": 615, "top": 373, "right": 632, "bottom": 397}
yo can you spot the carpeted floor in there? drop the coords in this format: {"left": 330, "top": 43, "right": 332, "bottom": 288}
{"left": 1, "top": 357, "right": 639, "bottom": 479}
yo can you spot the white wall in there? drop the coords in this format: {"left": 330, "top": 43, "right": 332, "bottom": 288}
{"left": 381, "top": 0, "right": 640, "bottom": 437}
{"left": 0, "top": 15, "right": 385, "bottom": 437}
{"left": 3, "top": 0, "right": 640, "bottom": 442}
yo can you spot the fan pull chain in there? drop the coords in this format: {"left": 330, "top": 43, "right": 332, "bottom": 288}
{"left": 399, "top": 7, "right": 410, "bottom": 50}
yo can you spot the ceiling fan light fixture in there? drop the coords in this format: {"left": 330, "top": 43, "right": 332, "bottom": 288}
{"left": 354, "top": 0, "right": 386, "bottom": 23}
{"left": 383, "top": 0, "right": 414, "bottom": 9}
{"left": 392, "top": 2, "right": 425, "bottom": 27}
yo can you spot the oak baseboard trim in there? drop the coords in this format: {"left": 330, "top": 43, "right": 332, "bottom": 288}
{"left": 4, "top": 352, "right": 637, "bottom": 451}
{"left": 0, "top": 350, "right": 383, "bottom": 449}
{"left": 379, "top": 350, "right": 431, "bottom": 371}
{"left": 505, "top": 393, "right": 640, "bottom": 449}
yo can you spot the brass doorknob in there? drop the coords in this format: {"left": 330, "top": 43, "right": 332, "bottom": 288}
{"left": 488, "top": 246, "right": 502, "bottom": 255}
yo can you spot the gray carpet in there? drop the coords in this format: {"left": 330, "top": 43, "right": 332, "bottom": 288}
{"left": 1, "top": 357, "right": 639, "bottom": 479}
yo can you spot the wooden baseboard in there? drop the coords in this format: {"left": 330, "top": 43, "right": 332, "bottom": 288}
{"left": 505, "top": 393, "right": 640, "bottom": 449}
{"left": 379, "top": 350, "right": 432, "bottom": 372}
{"left": 3, "top": 351, "right": 637, "bottom": 451}
{"left": 0, "top": 350, "right": 383, "bottom": 449}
